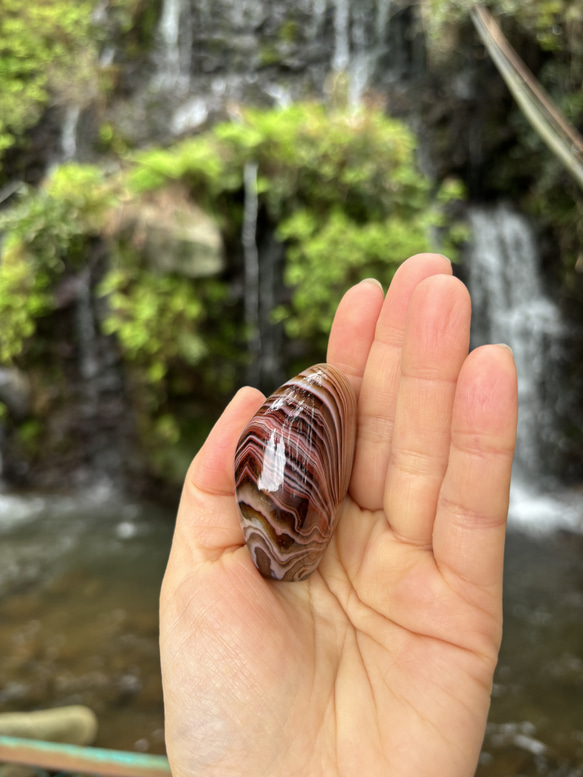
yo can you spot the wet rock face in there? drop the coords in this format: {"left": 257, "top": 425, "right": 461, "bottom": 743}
{"left": 124, "top": 0, "right": 399, "bottom": 143}
{"left": 0, "top": 369, "right": 31, "bottom": 420}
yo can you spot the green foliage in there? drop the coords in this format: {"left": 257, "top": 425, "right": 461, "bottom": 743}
{"left": 98, "top": 266, "right": 208, "bottom": 392}
{"left": 0, "top": 0, "right": 98, "bottom": 161}
{"left": 131, "top": 102, "right": 463, "bottom": 350}
{"left": 0, "top": 241, "right": 51, "bottom": 363}
{"left": 251, "top": 104, "right": 462, "bottom": 347}
{"left": 16, "top": 417, "right": 43, "bottom": 456}
{"left": 424, "top": 0, "right": 583, "bottom": 284}
{"left": 131, "top": 133, "right": 238, "bottom": 191}
{"left": 0, "top": 100, "right": 464, "bottom": 479}
{"left": 274, "top": 209, "right": 429, "bottom": 339}
{"left": 425, "top": 0, "right": 573, "bottom": 47}
{"left": 97, "top": 255, "right": 231, "bottom": 469}
{"left": 0, "top": 164, "right": 117, "bottom": 362}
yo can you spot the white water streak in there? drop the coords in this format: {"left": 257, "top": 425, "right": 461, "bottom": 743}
{"left": 61, "top": 105, "right": 81, "bottom": 162}
{"left": 154, "top": 0, "right": 190, "bottom": 90}
{"left": 376, "top": 0, "right": 392, "bottom": 43}
{"left": 333, "top": 0, "right": 350, "bottom": 72}
{"left": 242, "top": 162, "right": 261, "bottom": 385}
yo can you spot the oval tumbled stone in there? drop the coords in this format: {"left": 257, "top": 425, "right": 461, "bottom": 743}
{"left": 234, "top": 363, "right": 357, "bottom": 582}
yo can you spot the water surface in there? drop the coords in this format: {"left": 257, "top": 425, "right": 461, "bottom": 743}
{"left": 0, "top": 489, "right": 174, "bottom": 754}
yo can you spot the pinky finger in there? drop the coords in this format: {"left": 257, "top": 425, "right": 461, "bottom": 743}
{"left": 432, "top": 345, "right": 518, "bottom": 595}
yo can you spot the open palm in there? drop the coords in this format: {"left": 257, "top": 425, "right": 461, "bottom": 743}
{"left": 160, "top": 253, "right": 518, "bottom": 777}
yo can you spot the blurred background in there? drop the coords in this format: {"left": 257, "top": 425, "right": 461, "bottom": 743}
{"left": 0, "top": 0, "right": 582, "bottom": 774}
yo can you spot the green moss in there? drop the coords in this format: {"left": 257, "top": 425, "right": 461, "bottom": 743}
{"left": 278, "top": 19, "right": 299, "bottom": 44}
{"left": 259, "top": 44, "right": 282, "bottom": 67}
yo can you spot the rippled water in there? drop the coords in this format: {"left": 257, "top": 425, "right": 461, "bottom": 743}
{"left": 0, "top": 488, "right": 174, "bottom": 754}
{"left": 0, "top": 484, "right": 581, "bottom": 773}
{"left": 479, "top": 483, "right": 583, "bottom": 776}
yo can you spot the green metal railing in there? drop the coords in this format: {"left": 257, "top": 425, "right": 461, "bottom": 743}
{"left": 0, "top": 736, "right": 171, "bottom": 777}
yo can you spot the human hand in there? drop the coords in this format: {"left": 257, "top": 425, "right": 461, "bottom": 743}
{"left": 160, "top": 253, "right": 518, "bottom": 777}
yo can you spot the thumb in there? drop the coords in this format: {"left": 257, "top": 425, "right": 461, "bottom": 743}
{"left": 174, "top": 386, "right": 265, "bottom": 563}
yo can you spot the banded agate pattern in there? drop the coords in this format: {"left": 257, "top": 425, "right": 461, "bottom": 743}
{"left": 234, "top": 364, "right": 356, "bottom": 582}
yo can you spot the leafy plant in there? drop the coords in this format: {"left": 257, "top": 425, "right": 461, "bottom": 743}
{"left": 98, "top": 264, "right": 208, "bottom": 396}
{"left": 130, "top": 102, "right": 464, "bottom": 352}
{"left": 0, "top": 0, "right": 98, "bottom": 162}
{"left": 0, "top": 100, "right": 465, "bottom": 481}
{"left": 0, "top": 164, "right": 117, "bottom": 362}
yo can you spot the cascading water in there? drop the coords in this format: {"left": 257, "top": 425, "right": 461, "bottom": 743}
{"left": 60, "top": 105, "right": 81, "bottom": 163}
{"left": 241, "top": 161, "right": 285, "bottom": 391}
{"left": 148, "top": 0, "right": 395, "bottom": 136}
{"left": 328, "top": 0, "right": 393, "bottom": 105}
{"left": 46, "top": 104, "right": 81, "bottom": 172}
{"left": 467, "top": 203, "right": 581, "bottom": 532}
{"left": 242, "top": 161, "right": 261, "bottom": 387}
{"left": 153, "top": 0, "right": 192, "bottom": 92}
{"left": 332, "top": 0, "right": 350, "bottom": 73}
{"left": 75, "top": 269, "right": 100, "bottom": 410}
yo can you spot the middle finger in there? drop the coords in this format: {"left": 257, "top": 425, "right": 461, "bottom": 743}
{"left": 350, "top": 253, "right": 452, "bottom": 510}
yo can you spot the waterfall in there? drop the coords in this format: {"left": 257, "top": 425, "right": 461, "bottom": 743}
{"left": 467, "top": 203, "right": 563, "bottom": 479}
{"left": 47, "top": 103, "right": 81, "bottom": 172}
{"left": 60, "top": 105, "right": 81, "bottom": 162}
{"left": 333, "top": 0, "right": 350, "bottom": 73}
{"left": 329, "top": 0, "right": 393, "bottom": 105}
{"left": 310, "top": 0, "right": 328, "bottom": 41}
{"left": 241, "top": 164, "right": 285, "bottom": 391}
{"left": 153, "top": 0, "right": 191, "bottom": 92}
{"left": 146, "top": 0, "right": 398, "bottom": 136}
{"left": 466, "top": 203, "right": 582, "bottom": 532}
{"left": 70, "top": 263, "right": 126, "bottom": 487}
{"left": 157, "top": 0, "right": 181, "bottom": 85}
{"left": 376, "top": 0, "right": 392, "bottom": 43}
{"left": 349, "top": 2, "right": 370, "bottom": 106}
{"left": 75, "top": 270, "right": 100, "bottom": 386}
{"left": 75, "top": 269, "right": 101, "bottom": 472}
{"left": 242, "top": 162, "right": 261, "bottom": 387}
{"left": 258, "top": 232, "right": 285, "bottom": 392}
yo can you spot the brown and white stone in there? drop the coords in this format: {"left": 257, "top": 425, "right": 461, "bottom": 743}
{"left": 234, "top": 364, "right": 356, "bottom": 582}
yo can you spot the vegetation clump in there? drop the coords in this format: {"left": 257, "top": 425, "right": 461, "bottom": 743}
{"left": 130, "top": 103, "right": 464, "bottom": 347}
{"left": 0, "top": 101, "right": 463, "bottom": 480}
{"left": 0, "top": 0, "right": 98, "bottom": 163}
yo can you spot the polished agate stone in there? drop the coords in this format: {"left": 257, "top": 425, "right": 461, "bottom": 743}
{"left": 234, "top": 364, "right": 357, "bottom": 582}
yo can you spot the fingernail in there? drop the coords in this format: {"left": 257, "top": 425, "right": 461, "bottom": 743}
{"left": 496, "top": 343, "right": 514, "bottom": 356}
{"left": 359, "top": 277, "right": 383, "bottom": 292}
